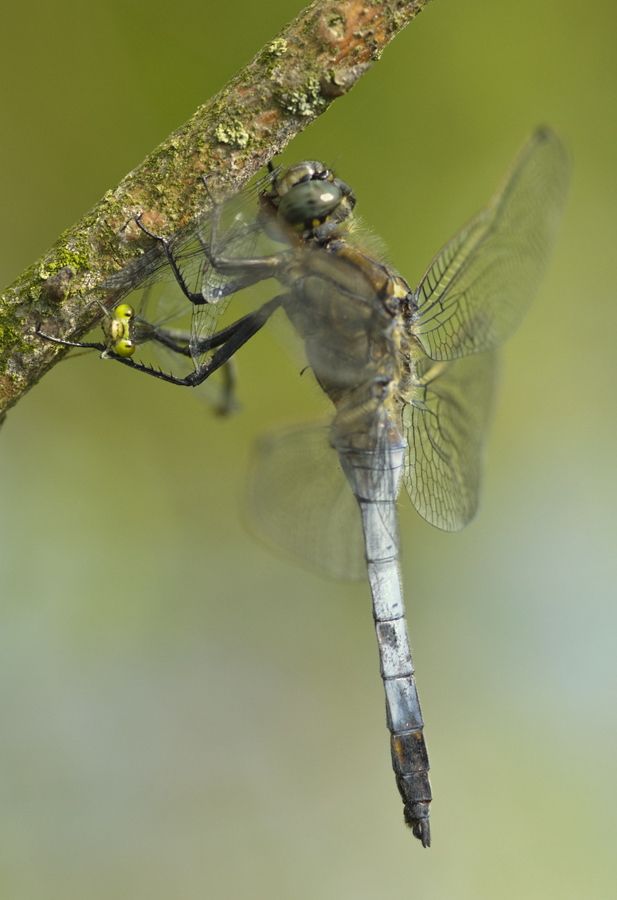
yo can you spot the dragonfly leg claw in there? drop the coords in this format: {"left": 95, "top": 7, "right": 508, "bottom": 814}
{"left": 200, "top": 175, "right": 218, "bottom": 207}
{"left": 134, "top": 214, "right": 169, "bottom": 247}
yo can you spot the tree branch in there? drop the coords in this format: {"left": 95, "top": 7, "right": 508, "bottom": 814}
{"left": 0, "top": 0, "right": 432, "bottom": 422}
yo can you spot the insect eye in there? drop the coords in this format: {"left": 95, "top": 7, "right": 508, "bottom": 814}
{"left": 277, "top": 181, "right": 343, "bottom": 228}
{"left": 115, "top": 304, "right": 135, "bottom": 320}
{"left": 276, "top": 161, "right": 326, "bottom": 195}
{"left": 114, "top": 339, "right": 136, "bottom": 357}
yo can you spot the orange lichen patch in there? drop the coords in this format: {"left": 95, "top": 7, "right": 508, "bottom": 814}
{"left": 325, "top": 4, "right": 380, "bottom": 63}
{"left": 317, "top": 0, "right": 423, "bottom": 67}
{"left": 0, "top": 373, "right": 20, "bottom": 408}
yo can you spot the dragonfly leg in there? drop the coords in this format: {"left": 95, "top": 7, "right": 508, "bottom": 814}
{"left": 195, "top": 177, "right": 292, "bottom": 279}
{"left": 35, "top": 323, "right": 106, "bottom": 354}
{"left": 145, "top": 325, "right": 192, "bottom": 357}
{"left": 189, "top": 294, "right": 283, "bottom": 357}
{"left": 212, "top": 356, "right": 238, "bottom": 417}
{"left": 136, "top": 214, "right": 285, "bottom": 303}
{"left": 108, "top": 295, "right": 284, "bottom": 387}
{"left": 129, "top": 320, "right": 238, "bottom": 414}
{"left": 199, "top": 233, "right": 291, "bottom": 279}
{"left": 134, "top": 216, "right": 212, "bottom": 305}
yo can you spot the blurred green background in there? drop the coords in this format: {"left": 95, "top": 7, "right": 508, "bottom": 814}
{"left": 1, "top": 1, "right": 616, "bottom": 897}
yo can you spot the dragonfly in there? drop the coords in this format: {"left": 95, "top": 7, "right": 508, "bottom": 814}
{"left": 38, "top": 127, "right": 569, "bottom": 846}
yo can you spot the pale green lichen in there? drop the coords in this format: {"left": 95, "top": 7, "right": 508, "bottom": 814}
{"left": 0, "top": 316, "right": 22, "bottom": 354}
{"left": 277, "top": 77, "right": 326, "bottom": 116}
{"left": 36, "top": 248, "right": 84, "bottom": 282}
{"left": 261, "top": 38, "right": 288, "bottom": 74}
{"left": 215, "top": 120, "right": 250, "bottom": 149}
{"left": 266, "top": 38, "right": 287, "bottom": 57}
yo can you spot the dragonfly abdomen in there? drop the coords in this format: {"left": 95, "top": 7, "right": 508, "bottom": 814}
{"left": 370, "top": 540, "right": 432, "bottom": 847}
{"left": 338, "top": 440, "right": 432, "bottom": 847}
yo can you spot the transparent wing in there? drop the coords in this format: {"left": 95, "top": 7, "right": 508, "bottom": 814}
{"left": 102, "top": 171, "right": 280, "bottom": 359}
{"left": 402, "top": 350, "right": 499, "bottom": 531}
{"left": 245, "top": 423, "right": 367, "bottom": 581}
{"left": 135, "top": 280, "right": 192, "bottom": 331}
{"left": 103, "top": 220, "right": 210, "bottom": 296}
{"left": 188, "top": 205, "right": 281, "bottom": 367}
{"left": 411, "top": 127, "right": 570, "bottom": 360}
{"left": 130, "top": 285, "right": 238, "bottom": 415}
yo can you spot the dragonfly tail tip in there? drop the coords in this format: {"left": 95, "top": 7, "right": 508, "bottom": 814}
{"left": 406, "top": 807, "right": 431, "bottom": 848}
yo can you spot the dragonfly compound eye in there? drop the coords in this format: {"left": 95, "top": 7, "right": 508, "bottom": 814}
{"left": 115, "top": 304, "right": 135, "bottom": 321}
{"left": 277, "top": 180, "right": 343, "bottom": 229}
{"left": 113, "top": 339, "right": 136, "bottom": 357}
{"left": 276, "top": 161, "right": 328, "bottom": 196}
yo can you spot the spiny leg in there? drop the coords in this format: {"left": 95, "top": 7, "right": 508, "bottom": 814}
{"left": 105, "top": 294, "right": 285, "bottom": 387}
{"left": 35, "top": 324, "right": 107, "bottom": 354}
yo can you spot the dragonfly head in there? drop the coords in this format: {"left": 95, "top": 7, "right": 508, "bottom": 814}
{"left": 261, "top": 161, "right": 356, "bottom": 241}
{"left": 101, "top": 303, "right": 137, "bottom": 357}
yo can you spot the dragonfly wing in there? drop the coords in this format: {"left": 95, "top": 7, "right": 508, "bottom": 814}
{"left": 189, "top": 197, "right": 287, "bottom": 367}
{"left": 402, "top": 350, "right": 499, "bottom": 531}
{"left": 129, "top": 284, "right": 238, "bottom": 414}
{"left": 103, "top": 224, "right": 204, "bottom": 295}
{"left": 102, "top": 175, "right": 277, "bottom": 353}
{"left": 412, "top": 127, "right": 570, "bottom": 360}
{"left": 246, "top": 422, "right": 367, "bottom": 581}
